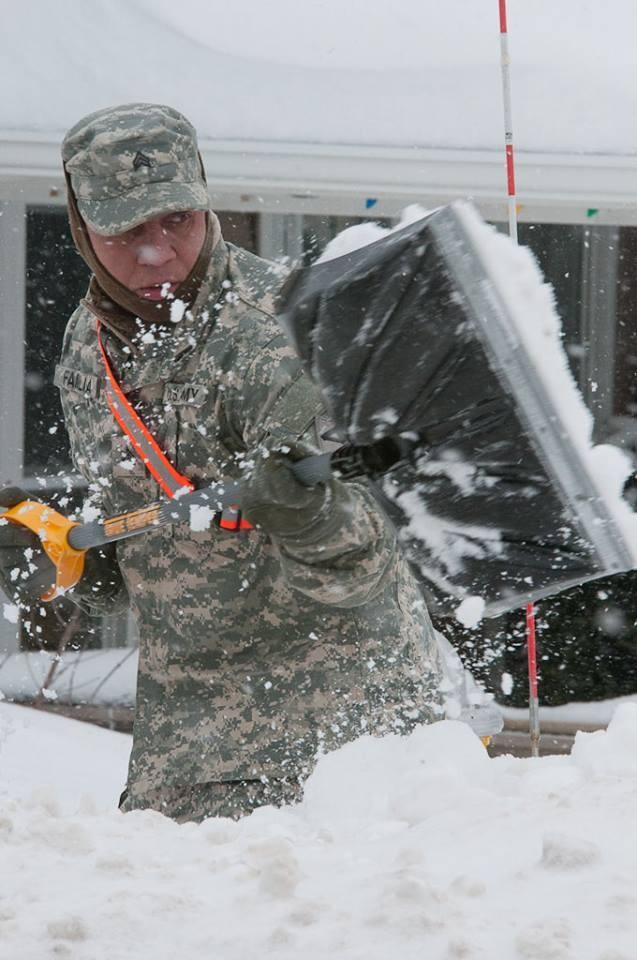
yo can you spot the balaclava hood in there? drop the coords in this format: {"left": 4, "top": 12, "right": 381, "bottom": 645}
{"left": 66, "top": 175, "right": 219, "bottom": 342}
{"left": 62, "top": 102, "right": 220, "bottom": 343}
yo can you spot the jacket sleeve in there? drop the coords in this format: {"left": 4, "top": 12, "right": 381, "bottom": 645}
{"left": 275, "top": 478, "right": 399, "bottom": 609}
{"left": 226, "top": 326, "right": 399, "bottom": 608}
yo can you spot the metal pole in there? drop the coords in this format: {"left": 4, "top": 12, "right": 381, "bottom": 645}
{"left": 526, "top": 601, "right": 541, "bottom": 756}
{"left": 498, "top": 0, "right": 540, "bottom": 754}
{"left": 498, "top": 0, "right": 518, "bottom": 243}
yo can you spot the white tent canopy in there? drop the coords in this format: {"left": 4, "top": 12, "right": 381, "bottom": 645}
{"left": 3, "top": 0, "right": 637, "bottom": 221}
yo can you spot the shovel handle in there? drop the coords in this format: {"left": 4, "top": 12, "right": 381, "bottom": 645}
{"left": 1, "top": 446, "right": 378, "bottom": 597}
{"left": 65, "top": 453, "right": 334, "bottom": 552}
{"left": 288, "top": 452, "right": 333, "bottom": 485}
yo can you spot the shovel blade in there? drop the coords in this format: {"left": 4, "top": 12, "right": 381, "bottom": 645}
{"left": 279, "top": 202, "right": 635, "bottom": 616}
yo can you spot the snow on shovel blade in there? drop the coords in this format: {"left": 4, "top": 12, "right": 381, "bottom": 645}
{"left": 278, "top": 201, "right": 637, "bottom": 617}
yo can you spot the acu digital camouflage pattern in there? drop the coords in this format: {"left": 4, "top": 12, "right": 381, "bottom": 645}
{"left": 57, "top": 228, "right": 445, "bottom": 821}
{"left": 62, "top": 103, "right": 209, "bottom": 236}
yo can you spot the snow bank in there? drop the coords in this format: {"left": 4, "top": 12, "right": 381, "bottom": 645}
{"left": 3, "top": 701, "right": 637, "bottom": 959}
{"left": 0, "top": 702, "right": 130, "bottom": 814}
{"left": 504, "top": 693, "right": 637, "bottom": 731}
{"left": 0, "top": 648, "right": 138, "bottom": 706}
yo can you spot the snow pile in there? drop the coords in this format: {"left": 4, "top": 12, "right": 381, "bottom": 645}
{"left": 504, "top": 693, "right": 637, "bottom": 731}
{"left": 3, "top": 701, "right": 637, "bottom": 959}
{"left": 0, "top": 702, "right": 130, "bottom": 814}
{"left": 0, "top": 648, "right": 138, "bottom": 705}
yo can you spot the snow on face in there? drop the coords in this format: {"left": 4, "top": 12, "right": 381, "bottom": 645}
{"left": 4, "top": 701, "right": 637, "bottom": 957}
{"left": 86, "top": 212, "right": 206, "bottom": 299}
{"left": 136, "top": 244, "right": 168, "bottom": 267}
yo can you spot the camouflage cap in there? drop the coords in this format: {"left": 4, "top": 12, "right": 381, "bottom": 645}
{"left": 62, "top": 103, "right": 210, "bottom": 236}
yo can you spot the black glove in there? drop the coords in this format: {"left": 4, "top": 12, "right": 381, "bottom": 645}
{"left": 0, "top": 487, "right": 57, "bottom": 605}
{"left": 240, "top": 442, "right": 332, "bottom": 542}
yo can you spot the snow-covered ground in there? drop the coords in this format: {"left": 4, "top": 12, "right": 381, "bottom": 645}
{"left": 0, "top": 648, "right": 138, "bottom": 707}
{"left": 3, "top": 701, "right": 637, "bottom": 959}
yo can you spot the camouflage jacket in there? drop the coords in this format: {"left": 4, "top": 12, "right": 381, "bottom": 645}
{"left": 56, "top": 236, "right": 444, "bottom": 791}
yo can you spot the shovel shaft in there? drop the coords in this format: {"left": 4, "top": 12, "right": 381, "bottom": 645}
{"left": 0, "top": 444, "right": 386, "bottom": 599}
{"left": 3, "top": 443, "right": 396, "bottom": 557}
{"left": 66, "top": 454, "right": 334, "bottom": 552}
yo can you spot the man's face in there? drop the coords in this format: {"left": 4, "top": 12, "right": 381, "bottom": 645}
{"left": 86, "top": 210, "right": 207, "bottom": 300}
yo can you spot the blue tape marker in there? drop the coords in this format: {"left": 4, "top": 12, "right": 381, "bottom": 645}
{"left": 365, "top": 198, "right": 378, "bottom": 210}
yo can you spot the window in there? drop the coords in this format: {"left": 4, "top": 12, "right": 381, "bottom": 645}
{"left": 614, "top": 227, "right": 637, "bottom": 423}
{"left": 217, "top": 210, "right": 258, "bottom": 253}
{"left": 25, "top": 207, "right": 90, "bottom": 479}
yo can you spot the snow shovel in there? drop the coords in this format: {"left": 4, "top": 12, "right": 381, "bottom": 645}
{"left": 277, "top": 200, "right": 637, "bottom": 617}
{"left": 3, "top": 202, "right": 636, "bottom": 614}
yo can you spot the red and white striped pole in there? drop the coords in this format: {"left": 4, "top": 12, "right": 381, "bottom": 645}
{"left": 498, "top": 0, "right": 518, "bottom": 244}
{"left": 526, "top": 601, "right": 540, "bottom": 757}
{"left": 497, "top": 0, "right": 540, "bottom": 756}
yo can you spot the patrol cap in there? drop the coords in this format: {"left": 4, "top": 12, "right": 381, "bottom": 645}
{"left": 62, "top": 103, "right": 210, "bottom": 236}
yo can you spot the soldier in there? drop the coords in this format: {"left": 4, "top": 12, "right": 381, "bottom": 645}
{"left": 0, "top": 103, "right": 445, "bottom": 822}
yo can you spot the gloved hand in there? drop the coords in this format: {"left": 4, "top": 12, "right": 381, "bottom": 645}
{"left": 0, "top": 487, "right": 56, "bottom": 605}
{"left": 240, "top": 442, "right": 332, "bottom": 542}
